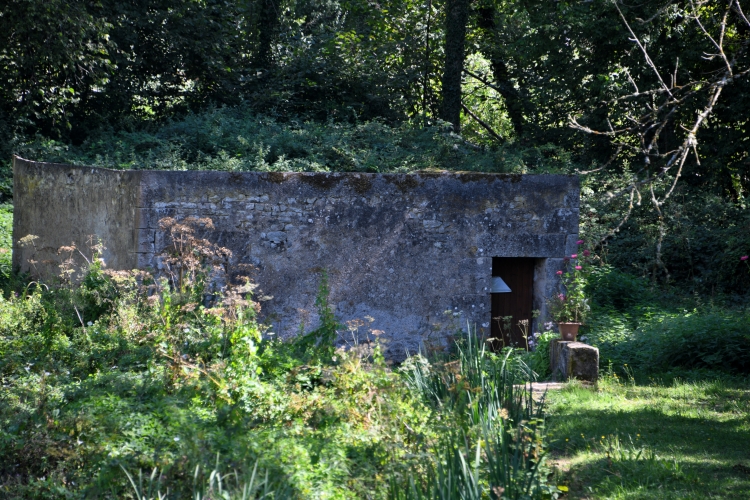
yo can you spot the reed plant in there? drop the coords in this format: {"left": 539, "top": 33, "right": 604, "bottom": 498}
{"left": 393, "top": 330, "right": 557, "bottom": 499}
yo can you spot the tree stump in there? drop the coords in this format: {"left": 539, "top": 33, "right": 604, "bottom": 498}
{"left": 550, "top": 340, "right": 599, "bottom": 383}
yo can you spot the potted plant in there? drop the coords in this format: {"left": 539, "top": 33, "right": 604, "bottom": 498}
{"left": 548, "top": 242, "right": 591, "bottom": 341}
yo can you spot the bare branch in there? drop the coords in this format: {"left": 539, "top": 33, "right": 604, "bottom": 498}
{"left": 612, "top": 0, "right": 673, "bottom": 97}
{"left": 461, "top": 103, "right": 504, "bottom": 143}
{"left": 689, "top": 0, "right": 733, "bottom": 75}
{"left": 660, "top": 77, "right": 726, "bottom": 203}
{"left": 733, "top": 0, "right": 750, "bottom": 28}
{"left": 463, "top": 68, "right": 504, "bottom": 94}
{"left": 597, "top": 186, "right": 636, "bottom": 247}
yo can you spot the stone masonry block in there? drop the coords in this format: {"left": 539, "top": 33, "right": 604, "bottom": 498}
{"left": 550, "top": 340, "right": 599, "bottom": 383}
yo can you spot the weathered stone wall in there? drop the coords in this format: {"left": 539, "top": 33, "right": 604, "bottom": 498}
{"left": 13, "top": 157, "right": 579, "bottom": 359}
{"left": 13, "top": 157, "right": 141, "bottom": 274}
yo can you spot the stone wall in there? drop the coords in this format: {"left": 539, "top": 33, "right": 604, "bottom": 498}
{"left": 13, "top": 157, "right": 579, "bottom": 359}
{"left": 13, "top": 157, "right": 141, "bottom": 274}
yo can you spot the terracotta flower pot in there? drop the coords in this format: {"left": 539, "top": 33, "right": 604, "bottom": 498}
{"left": 557, "top": 322, "right": 581, "bottom": 341}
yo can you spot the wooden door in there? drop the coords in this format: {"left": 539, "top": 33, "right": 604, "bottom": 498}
{"left": 490, "top": 257, "right": 535, "bottom": 349}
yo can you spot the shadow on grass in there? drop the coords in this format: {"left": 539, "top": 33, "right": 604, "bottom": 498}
{"left": 546, "top": 385, "right": 750, "bottom": 499}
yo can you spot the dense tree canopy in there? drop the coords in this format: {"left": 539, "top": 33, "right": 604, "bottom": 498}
{"left": 1, "top": 0, "right": 749, "bottom": 291}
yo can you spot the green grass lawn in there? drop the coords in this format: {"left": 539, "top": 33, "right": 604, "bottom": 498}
{"left": 545, "top": 377, "right": 750, "bottom": 499}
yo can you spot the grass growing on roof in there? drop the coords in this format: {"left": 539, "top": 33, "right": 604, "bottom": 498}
{"left": 12, "top": 106, "right": 574, "bottom": 175}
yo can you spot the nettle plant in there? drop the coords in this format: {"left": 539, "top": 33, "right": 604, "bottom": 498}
{"left": 548, "top": 241, "right": 592, "bottom": 324}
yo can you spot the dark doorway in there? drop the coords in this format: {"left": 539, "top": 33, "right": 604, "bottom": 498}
{"left": 491, "top": 257, "right": 535, "bottom": 349}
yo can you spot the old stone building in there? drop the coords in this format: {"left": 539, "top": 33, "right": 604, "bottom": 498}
{"left": 13, "top": 157, "right": 579, "bottom": 359}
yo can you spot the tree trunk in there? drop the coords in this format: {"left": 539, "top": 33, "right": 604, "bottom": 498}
{"left": 255, "top": 0, "right": 280, "bottom": 68}
{"left": 477, "top": 7, "right": 525, "bottom": 137}
{"left": 440, "top": 0, "right": 470, "bottom": 131}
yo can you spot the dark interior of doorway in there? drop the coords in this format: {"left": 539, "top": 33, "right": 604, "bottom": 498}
{"left": 491, "top": 257, "right": 535, "bottom": 350}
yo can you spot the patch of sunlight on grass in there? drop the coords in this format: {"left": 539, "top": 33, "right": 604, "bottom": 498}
{"left": 545, "top": 376, "right": 750, "bottom": 499}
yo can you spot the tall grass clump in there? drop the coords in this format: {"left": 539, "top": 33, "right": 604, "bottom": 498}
{"left": 392, "top": 332, "right": 558, "bottom": 499}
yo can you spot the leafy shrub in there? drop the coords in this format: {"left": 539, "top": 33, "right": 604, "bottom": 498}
{"left": 526, "top": 330, "right": 559, "bottom": 380}
{"left": 586, "top": 265, "right": 657, "bottom": 314}
{"left": 14, "top": 105, "right": 574, "bottom": 176}
{"left": 583, "top": 266, "right": 750, "bottom": 377}
{"left": 0, "top": 218, "right": 550, "bottom": 498}
{"left": 635, "top": 310, "right": 750, "bottom": 375}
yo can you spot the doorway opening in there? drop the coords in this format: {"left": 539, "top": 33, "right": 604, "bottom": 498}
{"left": 491, "top": 257, "right": 535, "bottom": 349}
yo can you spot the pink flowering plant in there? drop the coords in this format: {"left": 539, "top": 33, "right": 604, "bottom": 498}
{"left": 547, "top": 240, "right": 591, "bottom": 324}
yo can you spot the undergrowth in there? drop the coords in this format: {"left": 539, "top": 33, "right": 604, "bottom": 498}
{"left": 0, "top": 219, "right": 555, "bottom": 499}
{"left": 583, "top": 265, "right": 750, "bottom": 379}
{"left": 11, "top": 106, "right": 574, "bottom": 176}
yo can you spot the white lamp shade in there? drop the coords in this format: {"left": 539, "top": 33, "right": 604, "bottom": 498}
{"left": 490, "top": 276, "right": 512, "bottom": 293}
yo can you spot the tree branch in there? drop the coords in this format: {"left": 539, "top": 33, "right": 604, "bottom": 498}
{"left": 464, "top": 68, "right": 504, "bottom": 94}
{"left": 461, "top": 103, "right": 504, "bottom": 143}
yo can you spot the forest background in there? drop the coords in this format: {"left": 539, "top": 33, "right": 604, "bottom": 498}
{"left": 1, "top": 0, "right": 749, "bottom": 293}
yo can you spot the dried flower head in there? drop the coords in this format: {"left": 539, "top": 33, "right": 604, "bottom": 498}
{"left": 18, "top": 234, "right": 40, "bottom": 247}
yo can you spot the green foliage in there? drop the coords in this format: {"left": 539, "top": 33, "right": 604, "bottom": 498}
{"left": 599, "top": 187, "right": 750, "bottom": 297}
{"left": 0, "top": 204, "right": 11, "bottom": 281}
{"left": 0, "top": 220, "right": 557, "bottom": 498}
{"left": 526, "top": 330, "right": 558, "bottom": 380}
{"left": 632, "top": 310, "right": 750, "bottom": 376}
{"left": 460, "top": 54, "right": 515, "bottom": 143}
{"left": 392, "top": 333, "right": 557, "bottom": 499}
{"left": 281, "top": 271, "right": 343, "bottom": 366}
{"left": 15, "top": 106, "right": 563, "bottom": 175}
{"left": 0, "top": 0, "right": 114, "bottom": 137}
{"left": 583, "top": 265, "right": 750, "bottom": 378}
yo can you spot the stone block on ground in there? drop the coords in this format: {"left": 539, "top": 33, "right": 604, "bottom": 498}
{"left": 550, "top": 339, "right": 599, "bottom": 383}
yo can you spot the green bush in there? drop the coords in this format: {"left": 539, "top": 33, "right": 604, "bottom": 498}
{"left": 526, "top": 330, "right": 559, "bottom": 380}
{"left": 0, "top": 219, "right": 557, "bottom": 498}
{"left": 583, "top": 265, "right": 750, "bottom": 378}
{"left": 13, "top": 106, "right": 573, "bottom": 176}
{"left": 635, "top": 310, "right": 750, "bottom": 375}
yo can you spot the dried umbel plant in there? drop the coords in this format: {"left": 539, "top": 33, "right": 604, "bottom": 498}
{"left": 155, "top": 216, "right": 259, "bottom": 321}
{"left": 55, "top": 235, "right": 107, "bottom": 283}
{"left": 158, "top": 216, "right": 233, "bottom": 293}
{"left": 17, "top": 234, "right": 41, "bottom": 276}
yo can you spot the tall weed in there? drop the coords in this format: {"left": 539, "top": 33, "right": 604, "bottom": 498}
{"left": 393, "top": 331, "right": 556, "bottom": 499}
{"left": 584, "top": 265, "right": 750, "bottom": 377}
